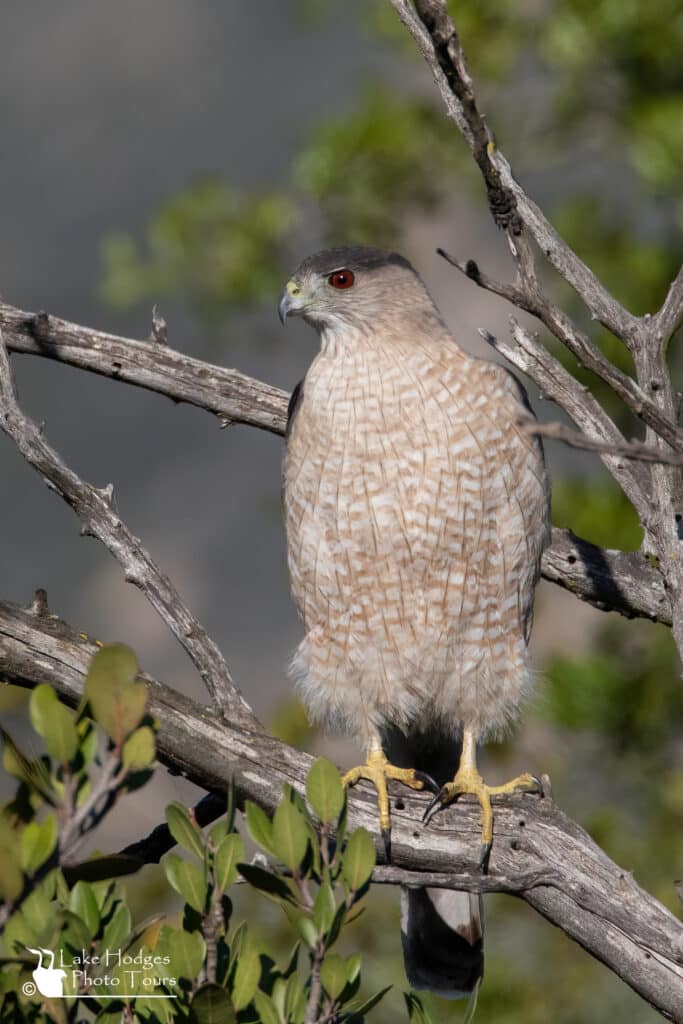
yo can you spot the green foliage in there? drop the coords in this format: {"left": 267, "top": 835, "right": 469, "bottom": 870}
{"left": 0, "top": 687, "right": 404, "bottom": 1023}
{"left": 85, "top": 644, "right": 148, "bottom": 747}
{"left": 295, "top": 88, "right": 462, "bottom": 246}
{"left": 100, "top": 178, "right": 295, "bottom": 324}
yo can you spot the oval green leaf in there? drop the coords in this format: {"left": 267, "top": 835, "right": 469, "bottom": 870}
{"left": 158, "top": 925, "right": 206, "bottom": 980}
{"left": 214, "top": 833, "right": 244, "bottom": 893}
{"left": 341, "top": 828, "right": 375, "bottom": 892}
{"left": 69, "top": 880, "right": 100, "bottom": 936}
{"left": 163, "top": 854, "right": 208, "bottom": 913}
{"left": 320, "top": 953, "right": 347, "bottom": 1000}
{"left": 306, "top": 758, "right": 344, "bottom": 823}
{"left": 29, "top": 685, "right": 78, "bottom": 764}
{"left": 231, "top": 938, "right": 261, "bottom": 1011}
{"left": 165, "top": 802, "right": 205, "bottom": 859}
{"left": 85, "top": 644, "right": 147, "bottom": 745}
{"left": 272, "top": 799, "right": 308, "bottom": 872}
{"left": 245, "top": 801, "right": 275, "bottom": 854}
{"left": 190, "top": 983, "right": 236, "bottom": 1024}
{"left": 122, "top": 727, "right": 156, "bottom": 771}
{"left": 20, "top": 815, "right": 57, "bottom": 874}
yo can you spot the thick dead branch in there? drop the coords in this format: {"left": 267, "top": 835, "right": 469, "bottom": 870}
{"left": 0, "top": 302, "right": 288, "bottom": 435}
{"left": 0, "top": 329, "right": 256, "bottom": 726}
{"left": 545, "top": 528, "right": 670, "bottom": 624}
{"left": 0, "top": 600, "right": 681, "bottom": 1020}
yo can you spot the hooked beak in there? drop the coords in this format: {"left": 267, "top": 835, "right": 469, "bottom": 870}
{"left": 278, "top": 279, "right": 304, "bottom": 325}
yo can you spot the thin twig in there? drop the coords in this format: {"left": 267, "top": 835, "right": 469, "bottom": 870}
{"left": 0, "top": 328, "right": 257, "bottom": 724}
{"left": 518, "top": 417, "right": 683, "bottom": 466}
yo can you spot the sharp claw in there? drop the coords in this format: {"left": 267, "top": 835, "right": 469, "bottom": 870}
{"left": 381, "top": 826, "right": 392, "bottom": 862}
{"left": 479, "top": 840, "right": 492, "bottom": 872}
{"left": 422, "top": 789, "right": 444, "bottom": 825}
{"left": 414, "top": 770, "right": 439, "bottom": 794}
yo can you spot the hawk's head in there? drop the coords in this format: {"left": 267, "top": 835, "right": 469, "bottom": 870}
{"left": 279, "top": 246, "right": 433, "bottom": 333}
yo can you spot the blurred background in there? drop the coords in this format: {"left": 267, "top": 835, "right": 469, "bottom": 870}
{"left": 1, "top": 0, "right": 682, "bottom": 1020}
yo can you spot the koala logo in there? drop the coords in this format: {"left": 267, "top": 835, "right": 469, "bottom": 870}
{"left": 26, "top": 947, "right": 66, "bottom": 997}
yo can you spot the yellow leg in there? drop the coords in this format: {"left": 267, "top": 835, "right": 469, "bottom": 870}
{"left": 423, "top": 730, "right": 541, "bottom": 868}
{"left": 342, "top": 738, "right": 436, "bottom": 857}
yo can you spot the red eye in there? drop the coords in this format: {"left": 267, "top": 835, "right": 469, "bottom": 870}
{"left": 328, "top": 269, "right": 355, "bottom": 289}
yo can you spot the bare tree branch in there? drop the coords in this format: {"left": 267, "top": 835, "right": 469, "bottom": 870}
{"left": 390, "top": 2, "right": 683, "bottom": 456}
{"left": 652, "top": 266, "right": 683, "bottom": 349}
{"left": 0, "top": 328, "right": 257, "bottom": 726}
{"left": 520, "top": 417, "right": 683, "bottom": 466}
{"left": 478, "top": 321, "right": 651, "bottom": 523}
{"left": 0, "top": 302, "right": 288, "bottom": 435}
{"left": 389, "top": 0, "right": 638, "bottom": 342}
{"left": 544, "top": 529, "right": 670, "bottom": 625}
{"left": 1, "top": 601, "right": 682, "bottom": 1020}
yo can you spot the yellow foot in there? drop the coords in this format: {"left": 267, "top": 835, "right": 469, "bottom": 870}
{"left": 423, "top": 767, "right": 541, "bottom": 869}
{"left": 342, "top": 750, "right": 437, "bottom": 858}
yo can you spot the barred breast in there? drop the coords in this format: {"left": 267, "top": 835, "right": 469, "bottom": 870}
{"left": 283, "top": 330, "right": 550, "bottom": 746}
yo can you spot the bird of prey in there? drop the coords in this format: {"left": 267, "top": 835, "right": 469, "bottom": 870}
{"left": 279, "top": 246, "right": 550, "bottom": 997}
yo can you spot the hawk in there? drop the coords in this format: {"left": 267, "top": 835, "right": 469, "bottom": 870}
{"left": 279, "top": 246, "right": 550, "bottom": 997}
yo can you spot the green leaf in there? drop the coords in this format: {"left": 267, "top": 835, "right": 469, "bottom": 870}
{"left": 404, "top": 992, "right": 438, "bottom": 1024}
{"left": 342, "top": 828, "right": 375, "bottom": 892}
{"left": 69, "top": 881, "right": 100, "bottom": 936}
{"left": 272, "top": 799, "right": 309, "bottom": 872}
{"left": 237, "top": 863, "right": 294, "bottom": 904}
{"left": 291, "top": 912, "right": 318, "bottom": 948}
{"left": 231, "top": 937, "right": 261, "bottom": 1010}
{"left": 163, "top": 854, "right": 208, "bottom": 913}
{"left": 165, "top": 802, "right": 205, "bottom": 859}
{"left": 321, "top": 953, "right": 347, "bottom": 1000}
{"left": 29, "top": 685, "right": 78, "bottom": 764}
{"left": 346, "top": 952, "right": 361, "bottom": 987}
{"left": 245, "top": 801, "right": 276, "bottom": 854}
{"left": 85, "top": 644, "right": 147, "bottom": 745}
{"left": 313, "top": 880, "right": 336, "bottom": 933}
{"left": 101, "top": 900, "right": 132, "bottom": 952}
{"left": 20, "top": 815, "right": 57, "bottom": 874}
{"left": 209, "top": 818, "right": 228, "bottom": 846}
{"left": 284, "top": 972, "right": 307, "bottom": 1023}
{"left": 253, "top": 990, "right": 281, "bottom": 1024}
{"left": 157, "top": 926, "right": 206, "bottom": 980}
{"left": 350, "top": 985, "right": 392, "bottom": 1018}
{"left": 214, "top": 833, "right": 244, "bottom": 893}
{"left": 60, "top": 909, "right": 93, "bottom": 951}
{"left": 306, "top": 758, "right": 345, "bottom": 823}
{"left": 190, "top": 983, "right": 236, "bottom": 1024}
{"left": 121, "top": 726, "right": 156, "bottom": 771}
{"left": 0, "top": 824, "right": 22, "bottom": 902}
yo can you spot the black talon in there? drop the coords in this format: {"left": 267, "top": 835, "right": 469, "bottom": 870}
{"left": 479, "top": 840, "right": 492, "bottom": 873}
{"left": 422, "top": 788, "right": 445, "bottom": 825}
{"left": 414, "top": 770, "right": 439, "bottom": 794}
{"left": 381, "top": 826, "right": 392, "bottom": 862}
